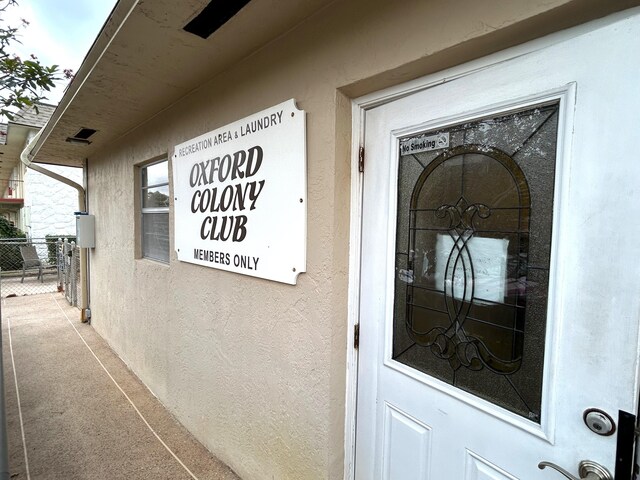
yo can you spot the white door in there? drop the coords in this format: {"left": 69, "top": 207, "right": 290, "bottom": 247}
{"left": 355, "top": 11, "right": 640, "bottom": 480}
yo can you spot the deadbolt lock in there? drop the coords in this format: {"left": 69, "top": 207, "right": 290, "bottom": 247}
{"left": 583, "top": 408, "right": 615, "bottom": 436}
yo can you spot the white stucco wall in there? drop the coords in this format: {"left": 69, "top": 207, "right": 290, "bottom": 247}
{"left": 24, "top": 165, "right": 83, "bottom": 239}
{"left": 81, "top": 1, "right": 631, "bottom": 479}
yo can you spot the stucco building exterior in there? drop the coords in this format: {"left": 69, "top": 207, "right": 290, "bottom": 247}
{"left": 23, "top": 1, "right": 640, "bottom": 479}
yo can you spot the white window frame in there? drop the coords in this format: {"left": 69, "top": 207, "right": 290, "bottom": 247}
{"left": 140, "top": 158, "right": 170, "bottom": 263}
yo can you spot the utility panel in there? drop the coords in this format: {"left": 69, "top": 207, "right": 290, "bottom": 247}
{"left": 75, "top": 213, "right": 95, "bottom": 248}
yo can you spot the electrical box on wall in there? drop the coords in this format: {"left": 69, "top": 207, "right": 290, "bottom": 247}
{"left": 75, "top": 213, "right": 95, "bottom": 248}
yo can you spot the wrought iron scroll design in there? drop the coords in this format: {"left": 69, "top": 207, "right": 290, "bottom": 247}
{"left": 405, "top": 145, "right": 531, "bottom": 376}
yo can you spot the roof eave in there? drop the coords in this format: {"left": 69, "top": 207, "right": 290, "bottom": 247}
{"left": 29, "top": 0, "right": 137, "bottom": 166}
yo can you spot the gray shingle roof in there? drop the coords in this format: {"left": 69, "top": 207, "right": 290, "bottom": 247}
{"left": 11, "top": 103, "right": 56, "bottom": 128}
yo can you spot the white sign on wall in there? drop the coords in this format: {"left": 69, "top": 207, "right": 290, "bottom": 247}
{"left": 172, "top": 99, "right": 306, "bottom": 285}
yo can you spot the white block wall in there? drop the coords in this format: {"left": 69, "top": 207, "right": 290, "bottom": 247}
{"left": 24, "top": 165, "right": 83, "bottom": 239}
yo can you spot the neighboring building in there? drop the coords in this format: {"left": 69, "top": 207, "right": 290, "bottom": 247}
{"left": 23, "top": 164, "right": 83, "bottom": 239}
{"left": 24, "top": 1, "right": 640, "bottom": 479}
{"left": 0, "top": 104, "right": 55, "bottom": 230}
{"left": 0, "top": 104, "right": 82, "bottom": 237}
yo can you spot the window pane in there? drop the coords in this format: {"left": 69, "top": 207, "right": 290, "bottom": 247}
{"left": 143, "top": 185, "right": 170, "bottom": 208}
{"left": 392, "top": 102, "right": 559, "bottom": 422}
{"left": 142, "top": 212, "right": 169, "bottom": 262}
{"left": 142, "top": 160, "right": 168, "bottom": 187}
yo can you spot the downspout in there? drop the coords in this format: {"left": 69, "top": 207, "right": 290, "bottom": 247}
{"left": 20, "top": 128, "right": 90, "bottom": 322}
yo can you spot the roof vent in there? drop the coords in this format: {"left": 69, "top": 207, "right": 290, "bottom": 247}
{"left": 66, "top": 127, "right": 97, "bottom": 145}
{"left": 72, "top": 128, "right": 97, "bottom": 140}
{"left": 184, "top": 0, "right": 252, "bottom": 39}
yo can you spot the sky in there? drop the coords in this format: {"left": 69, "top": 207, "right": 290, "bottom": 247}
{"left": 3, "top": 0, "right": 117, "bottom": 105}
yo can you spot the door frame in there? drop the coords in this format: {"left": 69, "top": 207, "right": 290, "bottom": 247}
{"left": 343, "top": 7, "right": 640, "bottom": 480}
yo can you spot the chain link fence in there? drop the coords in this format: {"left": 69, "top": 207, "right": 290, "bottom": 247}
{"left": 0, "top": 238, "right": 81, "bottom": 306}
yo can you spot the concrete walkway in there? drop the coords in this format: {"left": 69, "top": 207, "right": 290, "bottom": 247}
{"left": 1, "top": 293, "right": 240, "bottom": 480}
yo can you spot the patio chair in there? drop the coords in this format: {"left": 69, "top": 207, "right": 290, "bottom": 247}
{"left": 20, "top": 245, "right": 43, "bottom": 283}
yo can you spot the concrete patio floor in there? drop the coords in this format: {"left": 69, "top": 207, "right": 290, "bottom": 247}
{"left": 1, "top": 273, "right": 59, "bottom": 298}
{"left": 1, "top": 293, "right": 240, "bottom": 480}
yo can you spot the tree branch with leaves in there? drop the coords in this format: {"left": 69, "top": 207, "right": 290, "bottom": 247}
{"left": 0, "top": 0, "right": 72, "bottom": 120}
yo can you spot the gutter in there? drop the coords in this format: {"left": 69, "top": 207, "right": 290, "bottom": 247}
{"left": 20, "top": 129, "right": 90, "bottom": 322}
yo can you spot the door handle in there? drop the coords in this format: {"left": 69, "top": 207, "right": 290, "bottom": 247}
{"left": 538, "top": 460, "right": 612, "bottom": 480}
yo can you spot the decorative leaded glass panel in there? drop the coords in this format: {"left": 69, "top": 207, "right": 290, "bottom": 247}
{"left": 392, "top": 103, "right": 559, "bottom": 421}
